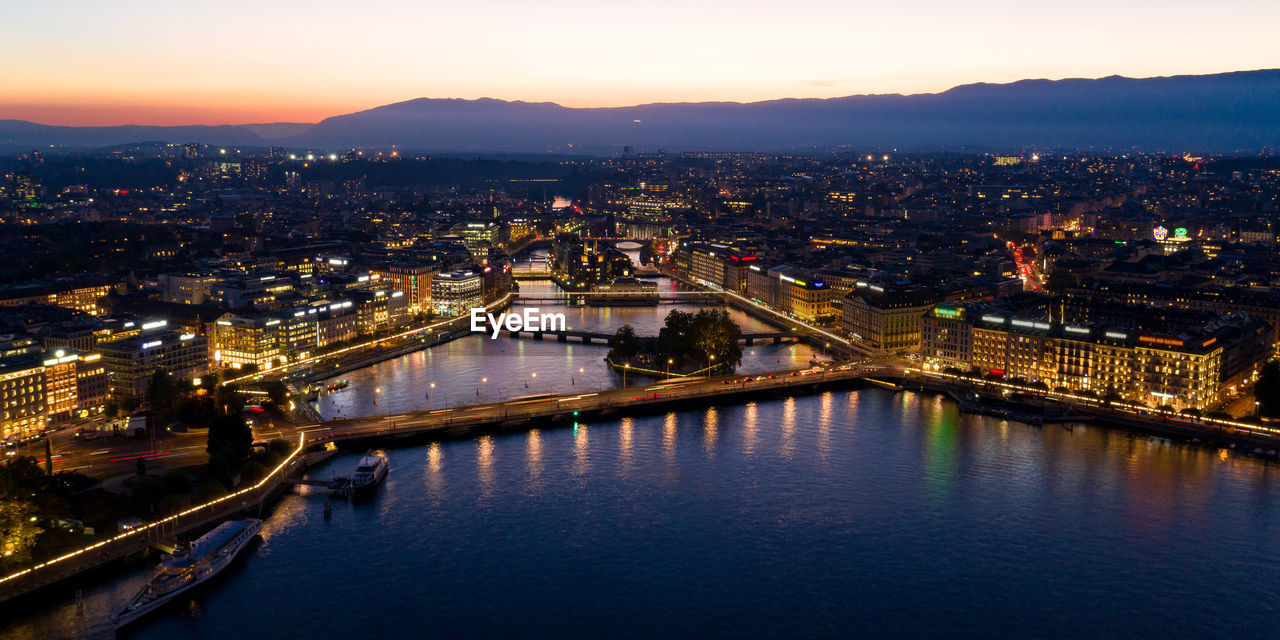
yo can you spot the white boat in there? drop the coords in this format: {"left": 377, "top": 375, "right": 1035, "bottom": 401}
{"left": 114, "top": 518, "right": 262, "bottom": 629}
{"left": 351, "top": 452, "right": 389, "bottom": 492}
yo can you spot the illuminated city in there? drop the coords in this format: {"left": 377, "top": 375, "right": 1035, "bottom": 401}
{"left": 2, "top": 1, "right": 1280, "bottom": 638}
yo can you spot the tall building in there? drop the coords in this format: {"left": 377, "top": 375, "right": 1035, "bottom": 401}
{"left": 431, "top": 270, "right": 483, "bottom": 316}
{"left": 42, "top": 350, "right": 80, "bottom": 423}
{"left": 368, "top": 262, "right": 438, "bottom": 313}
{"left": 0, "top": 355, "right": 46, "bottom": 440}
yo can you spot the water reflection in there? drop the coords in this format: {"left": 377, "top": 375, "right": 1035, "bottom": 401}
{"left": 779, "top": 397, "right": 797, "bottom": 459}
{"left": 703, "top": 406, "right": 719, "bottom": 454}
{"left": 473, "top": 436, "right": 498, "bottom": 503}
{"left": 742, "top": 402, "right": 759, "bottom": 456}
{"left": 13, "top": 387, "right": 1280, "bottom": 640}
{"left": 315, "top": 277, "right": 819, "bottom": 421}
{"left": 526, "top": 428, "right": 543, "bottom": 486}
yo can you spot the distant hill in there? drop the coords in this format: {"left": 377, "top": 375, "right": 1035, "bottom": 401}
{"left": 3, "top": 70, "right": 1279, "bottom": 153}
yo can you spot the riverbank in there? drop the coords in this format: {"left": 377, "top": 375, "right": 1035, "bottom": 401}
{"left": 0, "top": 440, "right": 330, "bottom": 608}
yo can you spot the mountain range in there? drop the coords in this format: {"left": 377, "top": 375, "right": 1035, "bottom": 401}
{"left": 3, "top": 70, "right": 1279, "bottom": 154}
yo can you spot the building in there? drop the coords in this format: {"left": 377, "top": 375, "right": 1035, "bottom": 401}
{"left": 75, "top": 353, "right": 108, "bottom": 418}
{"left": 157, "top": 272, "right": 221, "bottom": 305}
{"left": 746, "top": 265, "right": 839, "bottom": 321}
{"left": 0, "top": 280, "right": 115, "bottom": 316}
{"left": 1066, "top": 279, "right": 1280, "bottom": 352}
{"left": 42, "top": 350, "right": 80, "bottom": 423}
{"left": 350, "top": 288, "right": 410, "bottom": 334}
{"left": 368, "top": 262, "right": 438, "bottom": 313}
{"left": 550, "top": 235, "right": 633, "bottom": 290}
{"left": 431, "top": 270, "right": 484, "bottom": 316}
{"left": 99, "top": 330, "right": 209, "bottom": 399}
{"left": 920, "top": 301, "right": 1269, "bottom": 412}
{"left": 214, "top": 314, "right": 281, "bottom": 370}
{"left": 689, "top": 243, "right": 756, "bottom": 292}
{"left": 841, "top": 283, "right": 942, "bottom": 354}
{"left": 453, "top": 222, "right": 506, "bottom": 256}
{"left": 209, "top": 275, "right": 295, "bottom": 309}
{"left": 0, "top": 355, "right": 46, "bottom": 440}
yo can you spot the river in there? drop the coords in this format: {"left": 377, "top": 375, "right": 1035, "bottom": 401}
{"left": 6, "top": 280, "right": 1280, "bottom": 639}
{"left": 313, "top": 277, "right": 824, "bottom": 420}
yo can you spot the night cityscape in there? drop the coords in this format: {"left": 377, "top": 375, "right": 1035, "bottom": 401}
{"left": 3, "top": 2, "right": 1280, "bottom": 638}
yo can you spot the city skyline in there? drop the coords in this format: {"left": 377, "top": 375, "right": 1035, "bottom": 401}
{"left": 4, "top": 0, "right": 1280, "bottom": 126}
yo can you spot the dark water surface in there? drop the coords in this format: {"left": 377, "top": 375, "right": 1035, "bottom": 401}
{"left": 10, "top": 388, "right": 1280, "bottom": 639}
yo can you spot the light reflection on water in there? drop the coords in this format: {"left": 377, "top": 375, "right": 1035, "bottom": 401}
{"left": 7, "top": 387, "right": 1280, "bottom": 639}
{"left": 315, "top": 280, "right": 821, "bottom": 421}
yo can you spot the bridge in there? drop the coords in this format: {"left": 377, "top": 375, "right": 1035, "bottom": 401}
{"left": 306, "top": 364, "right": 887, "bottom": 447}
{"left": 499, "top": 328, "right": 800, "bottom": 346}
{"left": 511, "top": 291, "right": 722, "bottom": 305}
{"left": 0, "top": 362, "right": 890, "bottom": 605}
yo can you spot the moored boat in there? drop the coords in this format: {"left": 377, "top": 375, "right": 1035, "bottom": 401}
{"left": 351, "top": 452, "right": 389, "bottom": 493}
{"left": 114, "top": 518, "right": 263, "bottom": 629}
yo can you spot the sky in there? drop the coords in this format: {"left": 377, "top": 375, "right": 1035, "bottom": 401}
{"left": 3, "top": 0, "right": 1279, "bottom": 126}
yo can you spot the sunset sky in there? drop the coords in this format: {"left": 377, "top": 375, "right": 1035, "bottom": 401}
{"left": 4, "top": 0, "right": 1279, "bottom": 126}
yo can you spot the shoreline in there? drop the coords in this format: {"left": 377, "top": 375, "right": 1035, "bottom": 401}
{"left": 4, "top": 374, "right": 1276, "bottom": 617}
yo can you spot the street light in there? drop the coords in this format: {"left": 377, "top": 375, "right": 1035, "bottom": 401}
{"left": 667, "top": 358, "right": 674, "bottom": 378}
{"left": 624, "top": 363, "right": 630, "bottom": 388}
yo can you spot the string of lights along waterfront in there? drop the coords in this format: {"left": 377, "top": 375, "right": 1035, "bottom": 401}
{"left": 9, "top": 387, "right": 1280, "bottom": 639}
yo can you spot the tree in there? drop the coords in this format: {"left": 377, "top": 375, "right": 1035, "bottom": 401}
{"left": 657, "top": 310, "right": 696, "bottom": 367}
{"left": 609, "top": 324, "right": 642, "bottom": 360}
{"left": 1256, "top": 361, "right": 1280, "bottom": 418}
{"left": 207, "top": 414, "right": 252, "bottom": 462}
{"left": 692, "top": 309, "right": 743, "bottom": 370}
{"left": 147, "top": 370, "right": 180, "bottom": 420}
{"left": 0, "top": 497, "right": 43, "bottom": 564}
{"left": 265, "top": 381, "right": 289, "bottom": 407}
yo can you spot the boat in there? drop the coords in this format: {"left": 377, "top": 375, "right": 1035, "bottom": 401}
{"left": 327, "top": 380, "right": 350, "bottom": 392}
{"left": 351, "top": 452, "right": 389, "bottom": 493}
{"left": 114, "top": 518, "right": 262, "bottom": 629}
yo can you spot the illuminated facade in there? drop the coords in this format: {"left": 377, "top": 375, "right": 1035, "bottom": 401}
{"left": 214, "top": 314, "right": 280, "bottom": 370}
{"left": 841, "top": 283, "right": 941, "bottom": 354}
{"left": 98, "top": 330, "right": 209, "bottom": 399}
{"left": 745, "top": 265, "right": 839, "bottom": 322}
{"left": 42, "top": 351, "right": 79, "bottom": 423}
{"left": 0, "top": 356, "right": 46, "bottom": 440}
{"left": 431, "top": 270, "right": 484, "bottom": 317}
{"left": 921, "top": 303, "right": 1268, "bottom": 411}
{"left": 368, "top": 263, "right": 438, "bottom": 313}
{"left": 0, "top": 281, "right": 115, "bottom": 316}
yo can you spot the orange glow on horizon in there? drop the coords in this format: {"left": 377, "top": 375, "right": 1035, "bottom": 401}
{"left": 3, "top": 0, "right": 1278, "bottom": 127}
